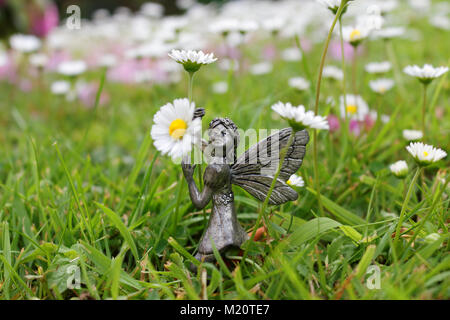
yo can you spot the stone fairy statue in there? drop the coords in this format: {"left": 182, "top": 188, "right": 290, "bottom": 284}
{"left": 182, "top": 115, "right": 309, "bottom": 264}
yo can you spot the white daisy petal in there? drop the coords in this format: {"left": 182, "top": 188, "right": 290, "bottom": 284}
{"left": 151, "top": 98, "right": 202, "bottom": 161}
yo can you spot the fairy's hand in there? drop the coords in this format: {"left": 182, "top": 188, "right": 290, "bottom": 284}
{"left": 181, "top": 161, "right": 196, "bottom": 180}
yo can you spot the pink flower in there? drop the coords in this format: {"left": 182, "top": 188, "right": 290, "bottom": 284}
{"left": 46, "top": 50, "right": 71, "bottom": 71}
{"left": 107, "top": 60, "right": 140, "bottom": 84}
{"left": 30, "top": 3, "right": 59, "bottom": 37}
{"left": 262, "top": 45, "right": 277, "bottom": 61}
{"left": 0, "top": 52, "right": 17, "bottom": 83}
{"left": 216, "top": 44, "right": 241, "bottom": 60}
{"left": 299, "top": 38, "right": 312, "bottom": 53}
{"left": 19, "top": 79, "right": 33, "bottom": 92}
{"left": 327, "top": 114, "right": 341, "bottom": 132}
{"left": 329, "top": 41, "right": 363, "bottom": 61}
{"left": 364, "top": 114, "right": 376, "bottom": 131}
{"left": 77, "top": 82, "right": 109, "bottom": 108}
{"left": 349, "top": 119, "right": 361, "bottom": 136}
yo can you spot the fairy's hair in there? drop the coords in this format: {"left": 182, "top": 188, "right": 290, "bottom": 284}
{"left": 208, "top": 117, "right": 240, "bottom": 163}
{"left": 209, "top": 117, "right": 238, "bottom": 132}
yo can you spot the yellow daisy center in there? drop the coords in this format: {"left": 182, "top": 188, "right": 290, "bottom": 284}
{"left": 169, "top": 119, "right": 187, "bottom": 140}
{"left": 287, "top": 180, "right": 292, "bottom": 185}
{"left": 379, "top": 86, "right": 386, "bottom": 93}
{"left": 350, "top": 29, "right": 361, "bottom": 42}
{"left": 346, "top": 105, "right": 358, "bottom": 114}
{"left": 423, "top": 151, "right": 429, "bottom": 157}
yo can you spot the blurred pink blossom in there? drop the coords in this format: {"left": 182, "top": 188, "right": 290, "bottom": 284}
{"left": 329, "top": 41, "right": 363, "bottom": 61}
{"left": 216, "top": 44, "right": 241, "bottom": 60}
{"left": 30, "top": 3, "right": 59, "bottom": 37}
{"left": 299, "top": 38, "right": 312, "bottom": 53}
{"left": 262, "top": 44, "right": 277, "bottom": 61}
{"left": 46, "top": 50, "right": 71, "bottom": 71}
{"left": 19, "top": 79, "right": 33, "bottom": 92}
{"left": 77, "top": 82, "right": 109, "bottom": 108}
{"left": 349, "top": 120, "right": 361, "bottom": 136}
{"left": 364, "top": 114, "right": 376, "bottom": 131}
{"left": 107, "top": 60, "right": 140, "bottom": 84}
{"left": 0, "top": 53, "right": 18, "bottom": 83}
{"left": 327, "top": 114, "right": 340, "bottom": 132}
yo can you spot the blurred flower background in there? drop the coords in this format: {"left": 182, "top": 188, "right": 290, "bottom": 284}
{"left": 0, "top": 0, "right": 448, "bottom": 300}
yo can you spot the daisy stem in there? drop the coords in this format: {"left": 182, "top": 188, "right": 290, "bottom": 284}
{"left": 421, "top": 83, "right": 428, "bottom": 136}
{"left": 385, "top": 39, "right": 407, "bottom": 101}
{"left": 172, "top": 171, "right": 185, "bottom": 234}
{"left": 339, "top": 16, "right": 349, "bottom": 137}
{"left": 393, "top": 167, "right": 421, "bottom": 252}
{"left": 242, "top": 130, "right": 295, "bottom": 265}
{"left": 294, "top": 34, "right": 312, "bottom": 85}
{"left": 187, "top": 71, "right": 206, "bottom": 224}
{"left": 313, "top": 3, "right": 345, "bottom": 115}
{"left": 351, "top": 46, "right": 358, "bottom": 97}
{"left": 311, "top": 1, "right": 346, "bottom": 217}
{"left": 188, "top": 72, "right": 195, "bottom": 105}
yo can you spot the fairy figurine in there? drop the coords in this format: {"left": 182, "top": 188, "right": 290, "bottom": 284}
{"left": 182, "top": 115, "right": 309, "bottom": 263}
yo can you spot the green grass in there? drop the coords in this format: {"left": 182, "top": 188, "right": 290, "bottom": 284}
{"left": 0, "top": 15, "right": 449, "bottom": 300}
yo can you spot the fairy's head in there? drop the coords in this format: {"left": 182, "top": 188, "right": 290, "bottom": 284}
{"left": 207, "top": 117, "right": 239, "bottom": 163}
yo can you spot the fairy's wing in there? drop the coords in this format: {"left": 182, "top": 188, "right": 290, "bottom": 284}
{"left": 231, "top": 128, "right": 309, "bottom": 205}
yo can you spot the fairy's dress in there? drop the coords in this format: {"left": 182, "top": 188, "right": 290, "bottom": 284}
{"left": 195, "top": 163, "right": 248, "bottom": 261}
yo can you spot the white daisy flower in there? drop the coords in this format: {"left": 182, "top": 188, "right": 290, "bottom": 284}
{"left": 271, "top": 102, "right": 330, "bottom": 131}
{"left": 0, "top": 51, "right": 8, "bottom": 67}
{"left": 238, "top": 20, "right": 259, "bottom": 34}
{"left": 372, "top": 0, "right": 398, "bottom": 13}
{"left": 371, "top": 27, "right": 405, "bottom": 40}
{"left": 218, "top": 59, "right": 239, "bottom": 72}
{"left": 356, "top": 6, "right": 384, "bottom": 31}
{"left": 9, "top": 34, "right": 41, "bottom": 53}
{"left": 29, "top": 53, "right": 48, "bottom": 68}
{"left": 403, "top": 64, "right": 449, "bottom": 84}
{"left": 151, "top": 98, "right": 202, "bottom": 160}
{"left": 210, "top": 19, "right": 239, "bottom": 36}
{"left": 50, "top": 81, "right": 71, "bottom": 95}
{"left": 262, "top": 17, "right": 285, "bottom": 35}
{"left": 370, "top": 111, "right": 390, "bottom": 124}
{"left": 287, "top": 174, "right": 305, "bottom": 187}
{"left": 250, "top": 62, "right": 272, "bottom": 75}
{"left": 323, "top": 65, "right": 343, "bottom": 81}
{"left": 98, "top": 54, "right": 118, "bottom": 68}
{"left": 342, "top": 25, "right": 370, "bottom": 46}
{"left": 281, "top": 48, "right": 302, "bottom": 62}
{"left": 389, "top": 160, "right": 408, "bottom": 178}
{"left": 369, "top": 78, "right": 395, "bottom": 94}
{"left": 402, "top": 129, "right": 423, "bottom": 141}
{"left": 177, "top": 0, "right": 196, "bottom": 10}
{"left": 316, "top": 0, "right": 346, "bottom": 14}
{"left": 339, "top": 94, "right": 370, "bottom": 121}
{"left": 406, "top": 142, "right": 447, "bottom": 166}
{"left": 140, "top": 2, "right": 164, "bottom": 18}
{"left": 212, "top": 81, "right": 228, "bottom": 94}
{"left": 430, "top": 15, "right": 450, "bottom": 31}
{"left": 168, "top": 49, "right": 217, "bottom": 73}
{"left": 135, "top": 42, "right": 170, "bottom": 60}
{"left": 288, "top": 77, "right": 310, "bottom": 91}
{"left": 57, "top": 60, "right": 87, "bottom": 77}
{"left": 409, "top": 0, "right": 431, "bottom": 10}
{"left": 365, "top": 61, "right": 391, "bottom": 74}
